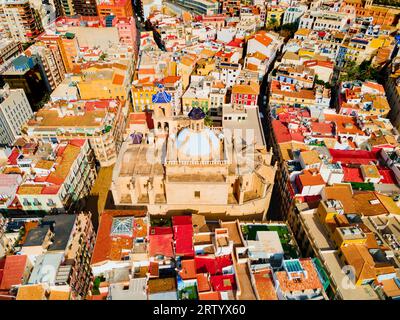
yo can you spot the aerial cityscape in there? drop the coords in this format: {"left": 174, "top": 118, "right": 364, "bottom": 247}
{"left": 0, "top": 0, "right": 400, "bottom": 302}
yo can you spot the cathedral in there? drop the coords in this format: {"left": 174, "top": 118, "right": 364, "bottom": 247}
{"left": 111, "top": 85, "right": 276, "bottom": 219}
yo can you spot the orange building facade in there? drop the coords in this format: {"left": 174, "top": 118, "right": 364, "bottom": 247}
{"left": 340, "top": 0, "right": 400, "bottom": 26}
{"left": 97, "top": 0, "right": 134, "bottom": 19}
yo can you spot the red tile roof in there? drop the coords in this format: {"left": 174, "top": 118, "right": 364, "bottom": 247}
{"left": 149, "top": 227, "right": 174, "bottom": 257}
{"left": 251, "top": 31, "right": 273, "bottom": 47}
{"left": 329, "top": 149, "right": 380, "bottom": 165}
{"left": 173, "top": 216, "right": 194, "bottom": 257}
{"left": 195, "top": 255, "right": 232, "bottom": 275}
{"left": 112, "top": 74, "right": 124, "bottom": 86}
{"left": 196, "top": 273, "right": 211, "bottom": 292}
{"left": 161, "top": 76, "right": 181, "bottom": 84}
{"left": 310, "top": 122, "right": 334, "bottom": 135}
{"left": 378, "top": 167, "right": 396, "bottom": 184}
{"left": 343, "top": 166, "right": 364, "bottom": 183}
{"left": 69, "top": 139, "right": 86, "bottom": 147}
{"left": 199, "top": 291, "right": 221, "bottom": 300}
{"left": 275, "top": 259, "right": 323, "bottom": 293}
{"left": 91, "top": 209, "right": 146, "bottom": 264}
{"left": 253, "top": 269, "right": 278, "bottom": 300}
{"left": 272, "top": 120, "right": 305, "bottom": 144}
{"left": 210, "top": 274, "right": 237, "bottom": 291}
{"left": 8, "top": 148, "right": 19, "bottom": 165}
{"left": 0, "top": 255, "right": 27, "bottom": 290}
{"left": 227, "top": 38, "right": 243, "bottom": 48}
{"left": 179, "top": 259, "right": 196, "bottom": 280}
{"left": 297, "top": 170, "right": 325, "bottom": 187}
{"left": 149, "top": 262, "right": 159, "bottom": 277}
{"left": 128, "top": 112, "right": 147, "bottom": 125}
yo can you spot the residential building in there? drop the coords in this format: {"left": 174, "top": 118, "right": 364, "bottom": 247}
{"left": 23, "top": 99, "right": 126, "bottom": 166}
{"left": 0, "top": 0, "right": 43, "bottom": 43}
{"left": 174, "top": 0, "right": 219, "bottom": 16}
{"left": 71, "top": 0, "right": 98, "bottom": 16}
{"left": 0, "top": 85, "right": 33, "bottom": 145}
{"left": 0, "top": 40, "right": 23, "bottom": 72}
{"left": 25, "top": 42, "right": 66, "bottom": 92}
{"left": 283, "top": 5, "right": 308, "bottom": 25}
{"left": 7, "top": 213, "right": 96, "bottom": 299}
{"left": 97, "top": 0, "right": 133, "bottom": 19}
{"left": 1, "top": 55, "right": 48, "bottom": 110}
{"left": 1, "top": 139, "right": 96, "bottom": 212}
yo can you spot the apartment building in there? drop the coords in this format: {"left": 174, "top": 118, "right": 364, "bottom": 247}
{"left": 11, "top": 213, "right": 96, "bottom": 299}
{"left": 0, "top": 139, "right": 97, "bottom": 213}
{"left": 97, "top": 0, "right": 133, "bottom": 19}
{"left": 0, "top": 85, "right": 33, "bottom": 145}
{"left": 71, "top": 0, "right": 98, "bottom": 16}
{"left": 23, "top": 99, "right": 126, "bottom": 166}
{"left": 0, "top": 40, "right": 23, "bottom": 71}
{"left": 0, "top": 0, "right": 43, "bottom": 43}
{"left": 1, "top": 55, "right": 49, "bottom": 110}
{"left": 289, "top": 184, "right": 400, "bottom": 300}
{"left": 26, "top": 42, "right": 66, "bottom": 92}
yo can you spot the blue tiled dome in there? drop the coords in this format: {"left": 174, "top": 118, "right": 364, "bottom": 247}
{"left": 152, "top": 90, "right": 172, "bottom": 104}
{"left": 188, "top": 107, "right": 206, "bottom": 120}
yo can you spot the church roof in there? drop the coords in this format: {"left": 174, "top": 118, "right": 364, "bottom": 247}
{"left": 152, "top": 84, "right": 172, "bottom": 104}
{"left": 188, "top": 107, "right": 206, "bottom": 120}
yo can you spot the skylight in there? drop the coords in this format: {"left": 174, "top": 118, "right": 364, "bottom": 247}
{"left": 111, "top": 217, "right": 134, "bottom": 237}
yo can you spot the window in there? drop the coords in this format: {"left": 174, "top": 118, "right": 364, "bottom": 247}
{"left": 194, "top": 191, "right": 200, "bottom": 198}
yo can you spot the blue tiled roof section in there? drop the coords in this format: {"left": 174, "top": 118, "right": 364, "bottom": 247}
{"left": 152, "top": 90, "right": 172, "bottom": 103}
{"left": 188, "top": 107, "right": 206, "bottom": 120}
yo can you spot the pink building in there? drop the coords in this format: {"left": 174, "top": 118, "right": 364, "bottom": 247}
{"left": 116, "top": 17, "right": 138, "bottom": 54}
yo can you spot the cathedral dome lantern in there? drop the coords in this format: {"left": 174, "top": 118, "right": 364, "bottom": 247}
{"left": 188, "top": 107, "right": 206, "bottom": 131}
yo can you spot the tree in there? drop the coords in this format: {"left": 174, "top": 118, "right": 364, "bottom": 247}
{"left": 204, "top": 112, "right": 213, "bottom": 127}
{"left": 314, "top": 75, "right": 332, "bottom": 89}
{"left": 99, "top": 53, "right": 107, "bottom": 61}
{"left": 339, "top": 60, "right": 379, "bottom": 82}
{"left": 266, "top": 17, "right": 279, "bottom": 31}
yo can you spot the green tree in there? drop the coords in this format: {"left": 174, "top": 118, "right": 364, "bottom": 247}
{"left": 204, "top": 112, "right": 213, "bottom": 127}
{"left": 339, "top": 60, "right": 379, "bottom": 82}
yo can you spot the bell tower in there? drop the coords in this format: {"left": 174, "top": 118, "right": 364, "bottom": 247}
{"left": 152, "top": 83, "right": 175, "bottom": 135}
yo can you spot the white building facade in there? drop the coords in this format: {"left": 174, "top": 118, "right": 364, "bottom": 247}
{"left": 0, "top": 86, "right": 33, "bottom": 145}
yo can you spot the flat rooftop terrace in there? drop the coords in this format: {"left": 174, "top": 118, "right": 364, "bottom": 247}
{"left": 299, "top": 210, "right": 335, "bottom": 251}
{"left": 241, "top": 223, "right": 299, "bottom": 258}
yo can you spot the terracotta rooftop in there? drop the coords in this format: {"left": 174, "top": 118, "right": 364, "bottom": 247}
{"left": 196, "top": 273, "right": 211, "bottom": 292}
{"left": 253, "top": 268, "right": 278, "bottom": 300}
{"left": 48, "top": 289, "right": 71, "bottom": 300}
{"left": 232, "top": 82, "right": 260, "bottom": 95}
{"left": 16, "top": 284, "right": 47, "bottom": 300}
{"left": 179, "top": 259, "right": 197, "bottom": 280}
{"left": 251, "top": 31, "right": 273, "bottom": 47}
{"left": 275, "top": 259, "right": 323, "bottom": 293}
{"left": 91, "top": 209, "right": 147, "bottom": 265}
{"left": 298, "top": 170, "right": 325, "bottom": 187}
{"left": 0, "top": 255, "right": 28, "bottom": 290}
{"left": 324, "top": 184, "right": 356, "bottom": 214}
{"left": 199, "top": 291, "right": 221, "bottom": 300}
{"left": 148, "top": 277, "right": 176, "bottom": 294}
{"left": 353, "top": 192, "right": 389, "bottom": 216}
{"left": 300, "top": 150, "right": 322, "bottom": 165}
